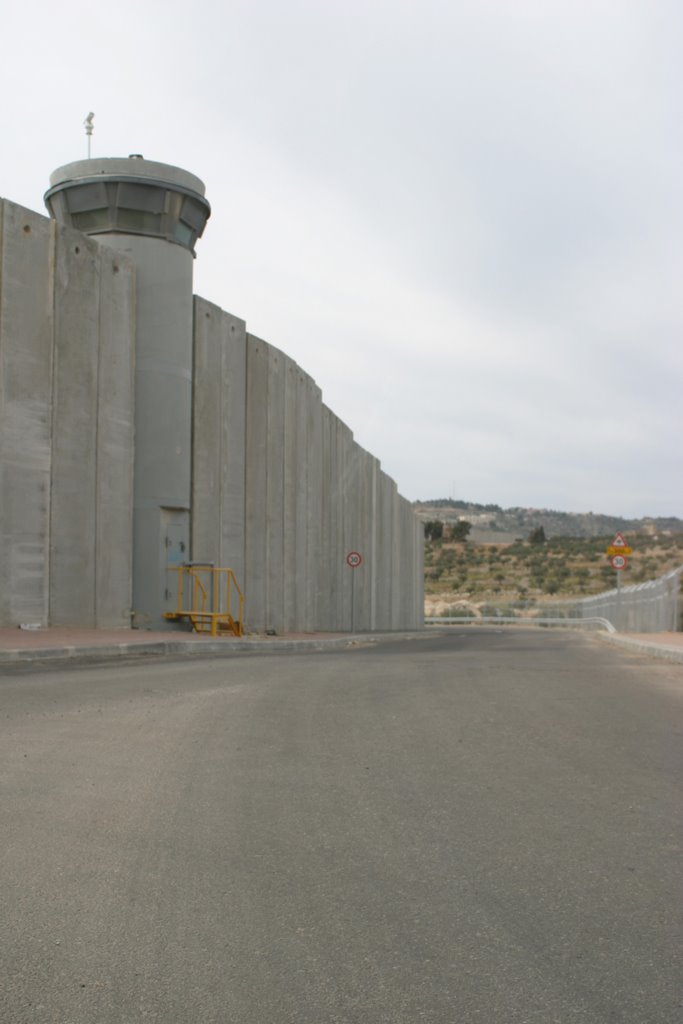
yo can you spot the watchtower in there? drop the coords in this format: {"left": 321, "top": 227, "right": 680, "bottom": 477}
{"left": 45, "top": 156, "right": 211, "bottom": 628}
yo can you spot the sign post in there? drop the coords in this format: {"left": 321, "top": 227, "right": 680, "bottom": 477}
{"left": 346, "top": 551, "right": 362, "bottom": 632}
{"left": 606, "top": 533, "right": 632, "bottom": 625}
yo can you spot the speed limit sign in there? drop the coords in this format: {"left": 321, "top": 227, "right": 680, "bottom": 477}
{"left": 346, "top": 551, "right": 362, "bottom": 569}
{"left": 611, "top": 554, "right": 628, "bottom": 570}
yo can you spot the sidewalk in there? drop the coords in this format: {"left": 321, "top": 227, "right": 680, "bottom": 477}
{"left": 0, "top": 624, "right": 681, "bottom": 668}
{"left": 596, "top": 631, "right": 683, "bottom": 665}
{"left": 0, "top": 625, "right": 424, "bottom": 666}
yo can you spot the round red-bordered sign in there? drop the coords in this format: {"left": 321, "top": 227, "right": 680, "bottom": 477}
{"left": 611, "top": 554, "right": 628, "bottom": 570}
{"left": 346, "top": 551, "right": 362, "bottom": 568}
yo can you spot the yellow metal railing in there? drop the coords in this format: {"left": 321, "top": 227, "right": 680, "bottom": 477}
{"left": 165, "top": 563, "right": 244, "bottom": 637}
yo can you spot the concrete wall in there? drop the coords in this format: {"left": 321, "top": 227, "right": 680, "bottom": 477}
{"left": 0, "top": 201, "right": 54, "bottom": 626}
{"left": 0, "top": 198, "right": 134, "bottom": 628}
{"left": 0, "top": 194, "right": 422, "bottom": 633}
{"left": 191, "top": 297, "right": 246, "bottom": 580}
{"left": 192, "top": 302, "right": 423, "bottom": 632}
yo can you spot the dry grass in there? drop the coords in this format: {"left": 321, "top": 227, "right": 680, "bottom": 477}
{"left": 424, "top": 532, "right": 683, "bottom": 616}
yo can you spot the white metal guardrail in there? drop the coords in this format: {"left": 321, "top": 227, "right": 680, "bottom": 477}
{"left": 425, "top": 616, "right": 616, "bottom": 632}
{"left": 570, "top": 565, "right": 682, "bottom": 633}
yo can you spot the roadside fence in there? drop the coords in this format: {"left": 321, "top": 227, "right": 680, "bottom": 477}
{"left": 426, "top": 565, "right": 682, "bottom": 634}
{"left": 571, "top": 565, "right": 682, "bottom": 633}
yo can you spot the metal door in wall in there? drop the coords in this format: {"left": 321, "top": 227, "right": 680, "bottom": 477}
{"left": 161, "top": 508, "right": 189, "bottom": 617}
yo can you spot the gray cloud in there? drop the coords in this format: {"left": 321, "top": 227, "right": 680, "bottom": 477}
{"left": 1, "top": 0, "right": 680, "bottom": 517}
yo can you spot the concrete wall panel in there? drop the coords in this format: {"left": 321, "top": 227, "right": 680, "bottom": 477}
{"left": 354, "top": 448, "right": 370, "bottom": 629}
{"left": 282, "top": 355, "right": 298, "bottom": 631}
{"left": 192, "top": 299, "right": 247, "bottom": 587}
{"left": 336, "top": 413, "right": 348, "bottom": 629}
{"left": 404, "top": 501, "right": 413, "bottom": 627}
{"left": 324, "top": 410, "right": 337, "bottom": 630}
{"left": 364, "top": 453, "right": 379, "bottom": 630}
{"left": 375, "top": 472, "right": 395, "bottom": 630}
{"left": 398, "top": 497, "right": 418, "bottom": 628}
{"left": 415, "top": 514, "right": 425, "bottom": 625}
{"left": 398, "top": 499, "right": 409, "bottom": 628}
{"left": 244, "top": 334, "right": 269, "bottom": 631}
{"left": 49, "top": 225, "right": 101, "bottom": 624}
{"left": 390, "top": 488, "right": 402, "bottom": 629}
{"left": 0, "top": 201, "right": 54, "bottom": 626}
{"left": 292, "top": 368, "right": 309, "bottom": 629}
{"left": 218, "top": 312, "right": 247, "bottom": 583}
{"left": 342, "top": 423, "right": 357, "bottom": 631}
{"left": 306, "top": 379, "right": 323, "bottom": 632}
{"left": 328, "top": 411, "right": 344, "bottom": 630}
{"left": 265, "top": 343, "right": 285, "bottom": 632}
{"left": 192, "top": 297, "right": 223, "bottom": 563}
{"left": 94, "top": 246, "right": 135, "bottom": 627}
{"left": 319, "top": 405, "right": 333, "bottom": 630}
{"left": 369, "top": 455, "right": 379, "bottom": 630}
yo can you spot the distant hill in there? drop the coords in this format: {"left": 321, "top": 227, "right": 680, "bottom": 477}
{"left": 413, "top": 499, "right": 682, "bottom": 542}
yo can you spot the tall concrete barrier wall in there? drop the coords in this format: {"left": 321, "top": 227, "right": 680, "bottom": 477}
{"left": 0, "top": 198, "right": 134, "bottom": 629}
{"left": 0, "top": 201, "right": 54, "bottom": 626}
{"left": 0, "top": 193, "right": 422, "bottom": 633}
{"left": 193, "top": 301, "right": 423, "bottom": 632}
{"left": 191, "top": 297, "right": 247, "bottom": 582}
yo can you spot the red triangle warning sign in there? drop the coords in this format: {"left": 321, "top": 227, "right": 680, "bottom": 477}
{"left": 612, "top": 532, "right": 627, "bottom": 547}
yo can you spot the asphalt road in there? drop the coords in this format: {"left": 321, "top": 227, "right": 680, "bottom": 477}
{"left": 2, "top": 630, "right": 682, "bottom": 1023}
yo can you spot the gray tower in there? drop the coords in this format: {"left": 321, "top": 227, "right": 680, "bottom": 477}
{"left": 45, "top": 156, "right": 211, "bottom": 628}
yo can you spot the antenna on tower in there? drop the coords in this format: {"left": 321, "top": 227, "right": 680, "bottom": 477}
{"left": 83, "top": 112, "right": 95, "bottom": 158}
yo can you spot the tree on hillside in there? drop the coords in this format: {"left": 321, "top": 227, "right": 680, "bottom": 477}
{"left": 450, "top": 520, "right": 472, "bottom": 542}
{"left": 528, "top": 526, "right": 547, "bottom": 545}
{"left": 424, "top": 520, "right": 444, "bottom": 542}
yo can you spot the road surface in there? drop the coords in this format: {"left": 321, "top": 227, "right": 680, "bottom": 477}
{"left": 2, "top": 630, "right": 682, "bottom": 1023}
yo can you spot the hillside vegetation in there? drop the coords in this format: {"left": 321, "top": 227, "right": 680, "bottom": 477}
{"left": 416, "top": 501, "right": 683, "bottom": 616}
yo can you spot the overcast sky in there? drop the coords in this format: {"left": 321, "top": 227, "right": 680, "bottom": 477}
{"left": 2, "top": 0, "right": 681, "bottom": 517}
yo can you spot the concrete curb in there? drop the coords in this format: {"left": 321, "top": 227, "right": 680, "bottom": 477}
{"left": 0, "top": 631, "right": 435, "bottom": 667}
{"left": 596, "top": 633, "right": 683, "bottom": 665}
{"left": 4, "top": 627, "right": 680, "bottom": 669}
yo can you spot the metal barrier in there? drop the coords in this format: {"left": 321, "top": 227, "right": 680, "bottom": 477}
{"left": 165, "top": 563, "right": 244, "bottom": 636}
{"left": 570, "top": 565, "right": 682, "bottom": 633}
{"left": 425, "top": 616, "right": 616, "bottom": 632}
